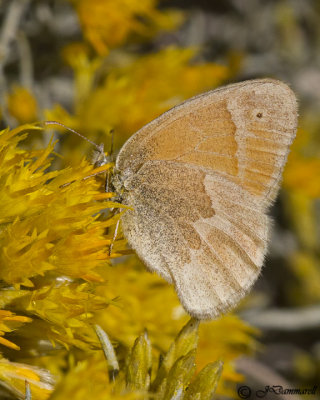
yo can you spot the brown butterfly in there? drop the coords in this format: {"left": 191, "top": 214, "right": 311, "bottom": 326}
{"left": 111, "top": 79, "right": 298, "bottom": 320}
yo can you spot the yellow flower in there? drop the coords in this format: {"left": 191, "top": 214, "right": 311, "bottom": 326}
{"left": 7, "top": 86, "right": 38, "bottom": 124}
{"left": 0, "top": 117, "right": 258, "bottom": 398}
{"left": 289, "top": 252, "right": 320, "bottom": 305}
{"left": 69, "top": 0, "right": 183, "bottom": 55}
{"left": 0, "top": 310, "right": 31, "bottom": 350}
{"left": 50, "top": 320, "right": 223, "bottom": 400}
{"left": 284, "top": 153, "right": 320, "bottom": 198}
{"left": 282, "top": 125, "right": 320, "bottom": 305}
{"left": 0, "top": 124, "right": 122, "bottom": 350}
{"left": 0, "top": 358, "right": 53, "bottom": 400}
{"left": 0, "top": 124, "right": 117, "bottom": 287}
{"left": 61, "top": 43, "right": 102, "bottom": 105}
{"left": 283, "top": 126, "right": 320, "bottom": 199}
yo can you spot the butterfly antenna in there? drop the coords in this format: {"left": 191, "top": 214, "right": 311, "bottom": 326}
{"left": 43, "top": 121, "right": 103, "bottom": 153}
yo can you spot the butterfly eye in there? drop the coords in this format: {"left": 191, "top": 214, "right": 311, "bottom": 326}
{"left": 256, "top": 112, "right": 263, "bottom": 119}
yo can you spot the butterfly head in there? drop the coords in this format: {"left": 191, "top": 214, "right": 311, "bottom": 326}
{"left": 92, "top": 144, "right": 112, "bottom": 167}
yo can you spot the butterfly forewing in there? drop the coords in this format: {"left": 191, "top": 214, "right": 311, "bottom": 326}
{"left": 115, "top": 79, "right": 298, "bottom": 319}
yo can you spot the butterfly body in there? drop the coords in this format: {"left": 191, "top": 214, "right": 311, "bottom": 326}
{"left": 114, "top": 79, "right": 298, "bottom": 319}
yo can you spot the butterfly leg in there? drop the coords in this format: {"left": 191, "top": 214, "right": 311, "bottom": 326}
{"left": 109, "top": 216, "right": 120, "bottom": 256}
{"left": 105, "top": 169, "right": 111, "bottom": 193}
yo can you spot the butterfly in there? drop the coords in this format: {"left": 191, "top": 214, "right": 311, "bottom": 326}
{"left": 86, "top": 78, "right": 297, "bottom": 320}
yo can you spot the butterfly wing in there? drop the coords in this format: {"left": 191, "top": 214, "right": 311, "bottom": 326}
{"left": 115, "top": 79, "right": 297, "bottom": 319}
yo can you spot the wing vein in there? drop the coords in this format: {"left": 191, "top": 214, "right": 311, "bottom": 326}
{"left": 200, "top": 218, "right": 260, "bottom": 272}
{"left": 194, "top": 226, "right": 247, "bottom": 292}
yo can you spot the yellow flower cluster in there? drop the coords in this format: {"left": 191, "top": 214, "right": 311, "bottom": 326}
{"left": 284, "top": 128, "right": 320, "bottom": 199}
{"left": 69, "top": 0, "right": 184, "bottom": 55}
{"left": 0, "top": 125, "right": 116, "bottom": 288}
{"left": 7, "top": 86, "right": 38, "bottom": 124}
{"left": 283, "top": 125, "right": 320, "bottom": 305}
{"left": 51, "top": 320, "right": 223, "bottom": 400}
{"left": 0, "top": 125, "right": 258, "bottom": 398}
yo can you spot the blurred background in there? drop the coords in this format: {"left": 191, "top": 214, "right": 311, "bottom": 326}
{"left": 0, "top": 0, "right": 320, "bottom": 399}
